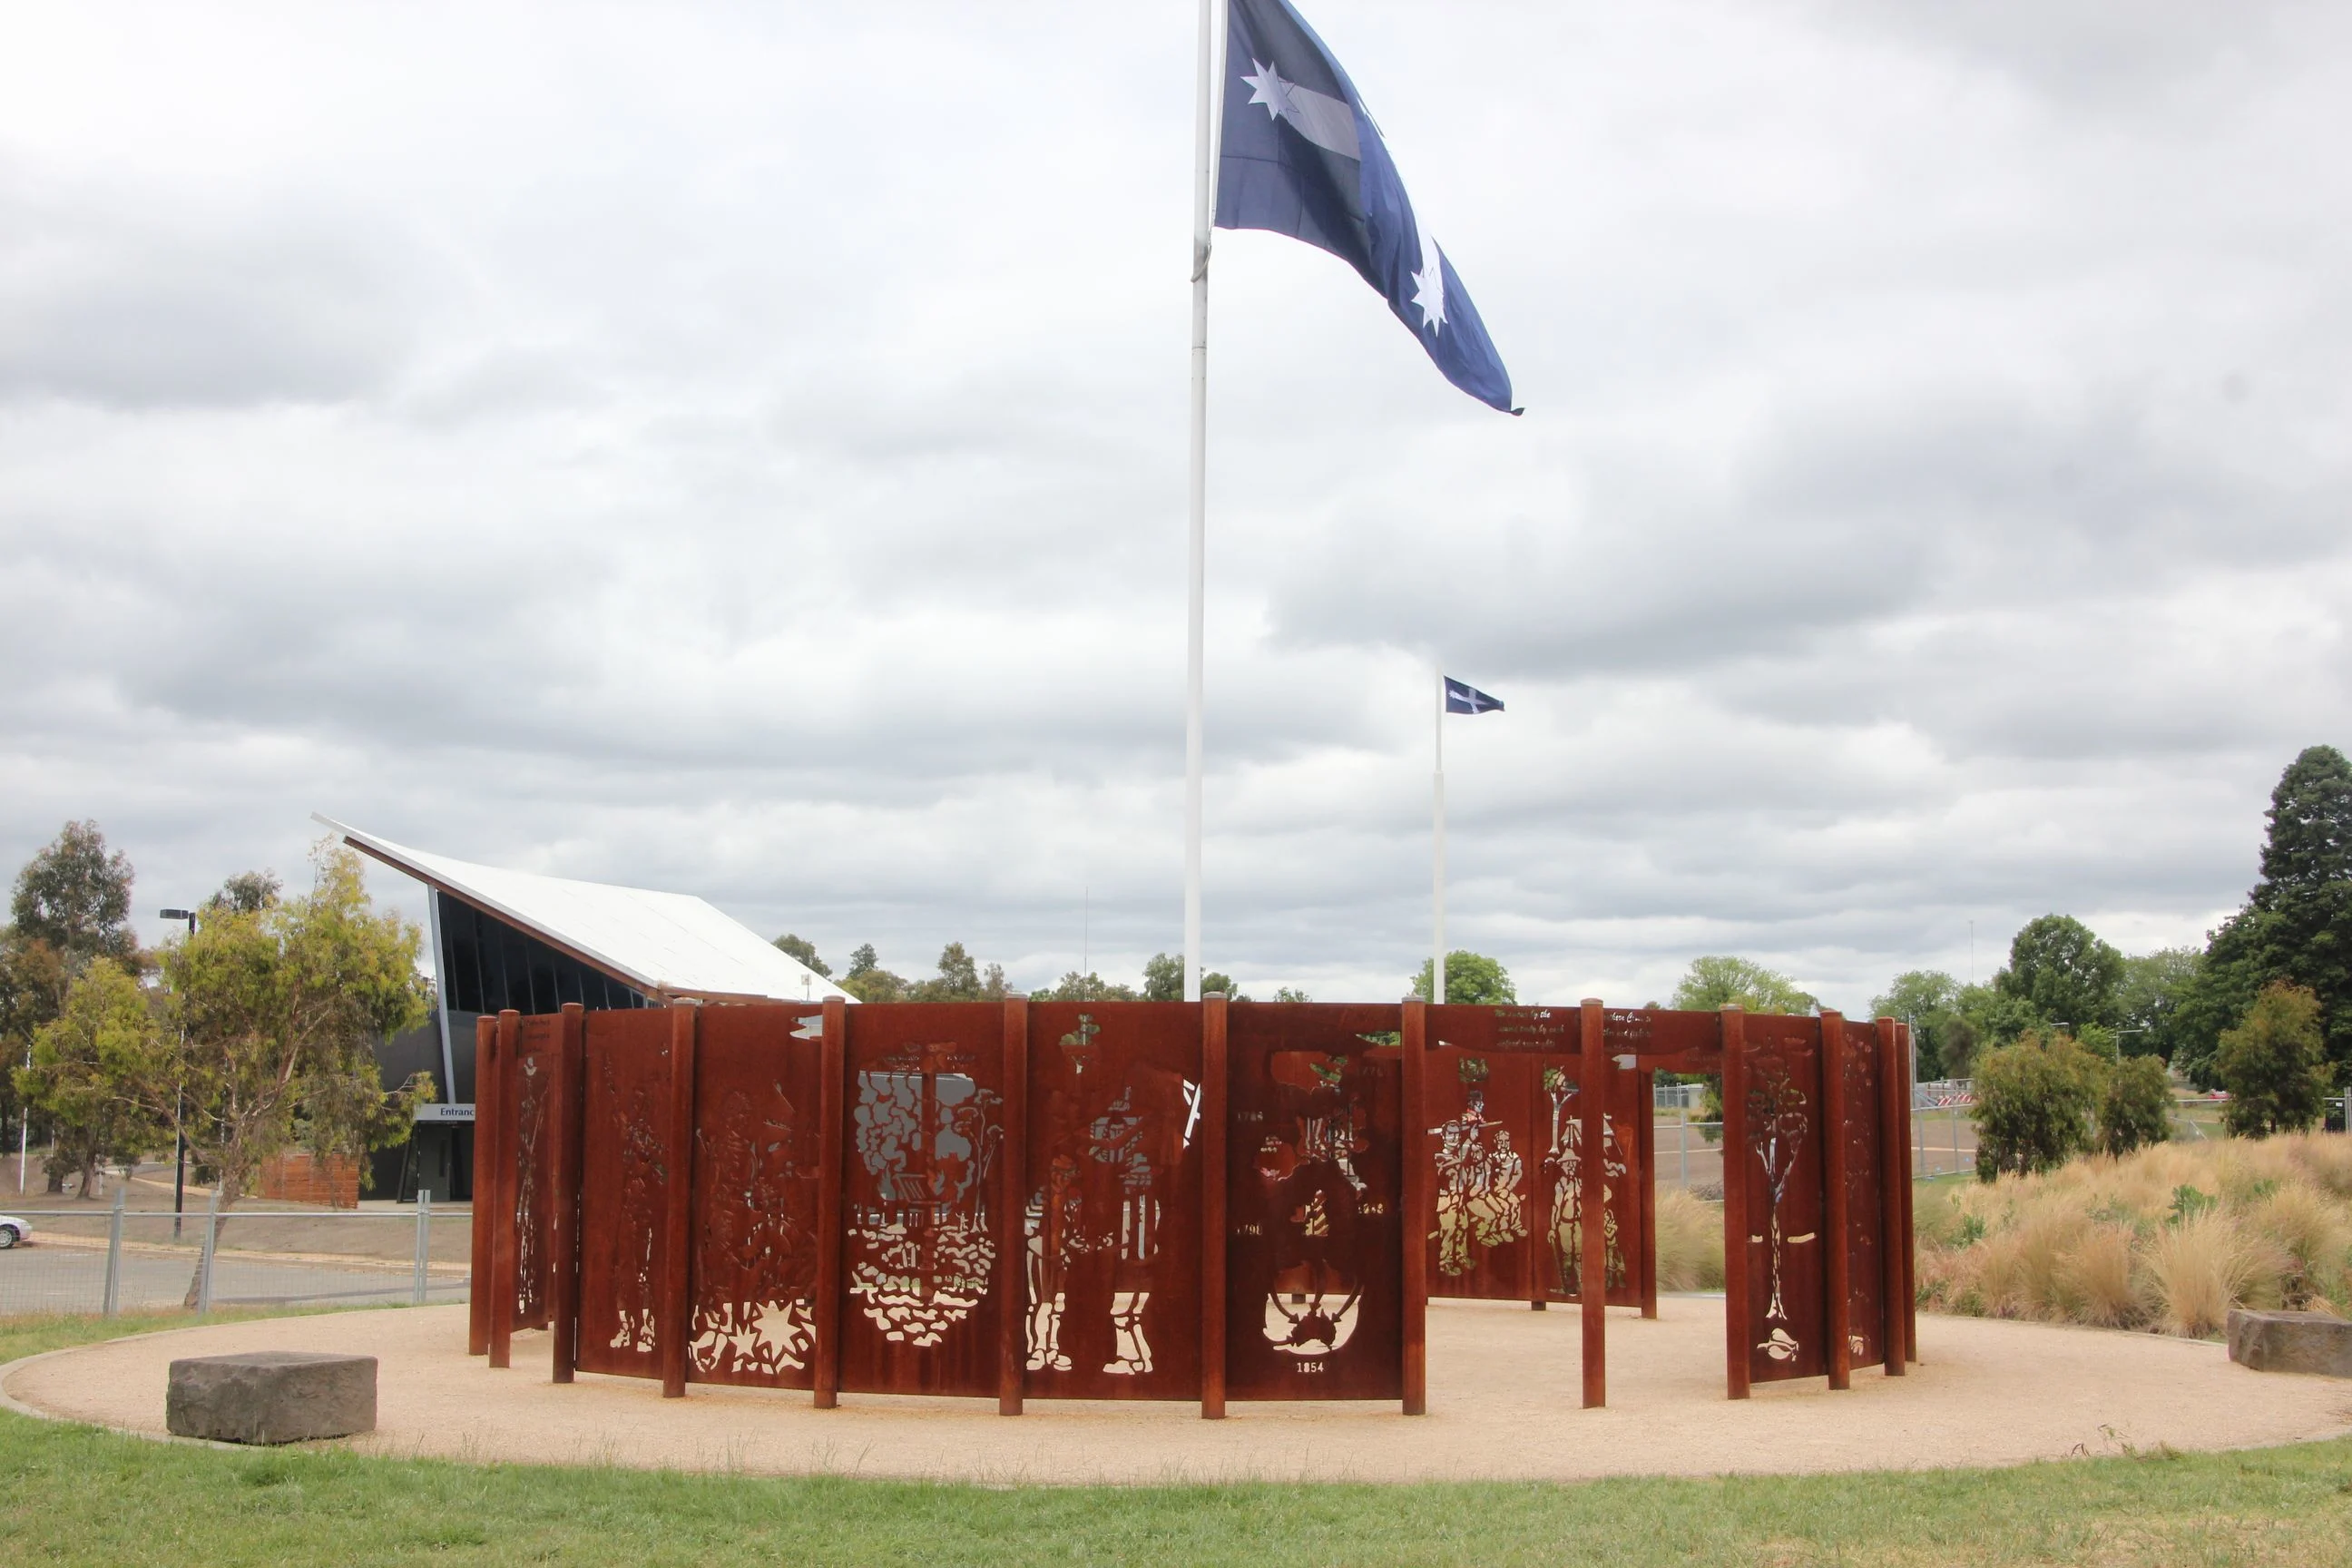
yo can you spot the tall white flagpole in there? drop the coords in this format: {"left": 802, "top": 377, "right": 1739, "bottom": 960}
{"left": 1184, "top": 0, "right": 1220, "bottom": 1004}
{"left": 1433, "top": 666, "right": 1446, "bottom": 1005}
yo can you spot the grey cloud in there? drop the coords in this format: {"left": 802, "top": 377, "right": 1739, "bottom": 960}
{"left": 0, "top": 2, "right": 2347, "bottom": 1019}
{"left": 0, "top": 180, "right": 426, "bottom": 408}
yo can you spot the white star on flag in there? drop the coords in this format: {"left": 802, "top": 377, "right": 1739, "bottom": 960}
{"left": 1241, "top": 59, "right": 1299, "bottom": 123}
{"left": 1410, "top": 233, "right": 1446, "bottom": 334}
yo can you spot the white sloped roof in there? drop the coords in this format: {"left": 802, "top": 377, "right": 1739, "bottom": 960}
{"left": 315, "top": 815, "right": 850, "bottom": 1004}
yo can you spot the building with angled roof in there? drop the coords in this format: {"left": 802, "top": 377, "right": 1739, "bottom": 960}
{"left": 315, "top": 815, "right": 848, "bottom": 1199}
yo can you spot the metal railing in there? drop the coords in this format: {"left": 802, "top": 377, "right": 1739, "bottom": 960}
{"left": 0, "top": 1187, "right": 471, "bottom": 1318}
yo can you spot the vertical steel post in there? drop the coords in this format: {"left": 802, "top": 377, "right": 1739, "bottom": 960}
{"left": 1577, "top": 998, "right": 1608, "bottom": 1409}
{"left": 414, "top": 1190, "right": 432, "bottom": 1306}
{"left": 103, "top": 1181, "right": 125, "bottom": 1318}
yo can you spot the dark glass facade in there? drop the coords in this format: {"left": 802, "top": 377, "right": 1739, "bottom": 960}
{"left": 434, "top": 890, "right": 652, "bottom": 1014}
{"left": 371, "top": 894, "right": 656, "bottom": 1201}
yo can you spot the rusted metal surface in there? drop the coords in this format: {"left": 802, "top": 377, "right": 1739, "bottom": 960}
{"left": 510, "top": 1012, "right": 563, "bottom": 1334}
{"left": 1198, "top": 995, "right": 1229, "bottom": 1419}
{"left": 1421, "top": 1005, "right": 1649, "bottom": 1309}
{"left": 836, "top": 1002, "right": 1009, "bottom": 1399}
{"left": 686, "top": 1003, "right": 825, "bottom": 1390}
{"left": 1019, "top": 1001, "right": 1204, "bottom": 1402}
{"left": 550, "top": 1004, "right": 584, "bottom": 1385}
{"left": 468, "top": 1014, "right": 497, "bottom": 1359}
{"left": 486, "top": 999, "right": 1914, "bottom": 1414}
{"left": 1399, "top": 1000, "right": 1428, "bottom": 1416}
{"left": 1734, "top": 1013, "right": 1830, "bottom": 1387}
{"left": 660, "top": 1003, "right": 698, "bottom": 1398}
{"left": 1836, "top": 1016, "right": 1888, "bottom": 1377}
{"left": 574, "top": 1007, "right": 676, "bottom": 1380}
{"left": 1222, "top": 1004, "right": 1405, "bottom": 1403}
{"left": 488, "top": 1010, "right": 521, "bottom": 1369}
{"left": 1578, "top": 999, "right": 1607, "bottom": 1409}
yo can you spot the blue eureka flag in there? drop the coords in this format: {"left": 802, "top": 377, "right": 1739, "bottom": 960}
{"left": 1217, "top": 0, "right": 1518, "bottom": 413}
{"left": 1445, "top": 678, "right": 1504, "bottom": 715}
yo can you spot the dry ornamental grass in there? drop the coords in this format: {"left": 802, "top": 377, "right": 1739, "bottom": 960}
{"left": 1917, "top": 1132, "right": 2352, "bottom": 1337}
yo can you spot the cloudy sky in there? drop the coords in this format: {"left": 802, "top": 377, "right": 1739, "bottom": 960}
{"left": 3, "top": 2, "right": 2347, "bottom": 1011}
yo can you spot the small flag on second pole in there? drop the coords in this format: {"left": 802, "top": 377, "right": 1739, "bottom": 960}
{"left": 1444, "top": 678, "right": 1504, "bottom": 716}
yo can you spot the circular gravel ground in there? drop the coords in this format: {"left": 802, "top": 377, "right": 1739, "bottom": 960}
{"left": 7, "top": 1299, "right": 2348, "bottom": 1484}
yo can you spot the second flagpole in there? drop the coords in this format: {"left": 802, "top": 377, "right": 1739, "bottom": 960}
{"left": 1433, "top": 667, "right": 1446, "bottom": 1005}
{"left": 1183, "top": 0, "right": 1221, "bottom": 1004}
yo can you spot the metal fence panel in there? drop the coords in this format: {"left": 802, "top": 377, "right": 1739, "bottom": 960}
{"left": 0, "top": 1199, "right": 471, "bottom": 1318}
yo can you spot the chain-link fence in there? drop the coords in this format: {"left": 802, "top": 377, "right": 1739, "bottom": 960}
{"left": 0, "top": 1187, "right": 470, "bottom": 1318}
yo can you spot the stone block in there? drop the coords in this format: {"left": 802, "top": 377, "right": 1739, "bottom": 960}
{"left": 2227, "top": 1308, "right": 2352, "bottom": 1377}
{"left": 166, "top": 1351, "right": 377, "bottom": 1444}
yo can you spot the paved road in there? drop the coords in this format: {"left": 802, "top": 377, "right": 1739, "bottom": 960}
{"left": 0, "top": 1248, "right": 468, "bottom": 1317}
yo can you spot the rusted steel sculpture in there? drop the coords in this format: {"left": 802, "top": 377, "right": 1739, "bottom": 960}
{"left": 474, "top": 999, "right": 1914, "bottom": 1414}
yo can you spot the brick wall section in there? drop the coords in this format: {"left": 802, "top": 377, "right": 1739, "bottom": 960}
{"left": 257, "top": 1152, "right": 361, "bottom": 1208}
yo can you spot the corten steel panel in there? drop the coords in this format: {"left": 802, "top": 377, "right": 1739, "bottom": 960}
{"left": 1422, "top": 1006, "right": 1648, "bottom": 1308}
{"left": 1602, "top": 1007, "right": 1723, "bottom": 1073}
{"left": 1838, "top": 1018, "right": 1888, "bottom": 1373}
{"left": 550, "top": 1004, "right": 585, "bottom": 1385}
{"left": 837, "top": 1003, "right": 1010, "bottom": 1399}
{"left": 509, "top": 1013, "right": 563, "bottom": 1333}
{"left": 574, "top": 1009, "right": 677, "bottom": 1380}
{"left": 1224, "top": 1004, "right": 1405, "bottom": 1402}
{"left": 1736, "top": 1014, "right": 1829, "bottom": 1386}
{"left": 687, "top": 1004, "right": 826, "bottom": 1390}
{"left": 1021, "top": 1002, "right": 1206, "bottom": 1401}
{"left": 1420, "top": 1044, "right": 1538, "bottom": 1301}
{"left": 1536, "top": 1064, "right": 1645, "bottom": 1308}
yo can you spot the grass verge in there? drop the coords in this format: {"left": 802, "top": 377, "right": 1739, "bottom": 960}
{"left": 5, "top": 1308, "right": 2352, "bottom": 1566}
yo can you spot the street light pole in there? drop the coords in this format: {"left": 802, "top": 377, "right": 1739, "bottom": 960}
{"left": 158, "top": 907, "right": 196, "bottom": 1238}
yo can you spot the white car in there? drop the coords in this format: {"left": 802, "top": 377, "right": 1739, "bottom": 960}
{"left": 0, "top": 1214, "right": 30, "bottom": 1249}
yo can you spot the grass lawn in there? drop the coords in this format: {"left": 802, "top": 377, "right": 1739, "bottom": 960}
{"left": 5, "top": 1311, "right": 2351, "bottom": 1565}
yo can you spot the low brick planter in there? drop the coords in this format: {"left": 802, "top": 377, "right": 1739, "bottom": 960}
{"left": 2227, "top": 1309, "right": 2352, "bottom": 1378}
{"left": 166, "top": 1351, "right": 377, "bottom": 1444}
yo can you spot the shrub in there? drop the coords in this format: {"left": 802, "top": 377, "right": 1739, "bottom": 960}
{"left": 1651, "top": 1188, "right": 1725, "bottom": 1291}
{"left": 2143, "top": 1209, "right": 2271, "bottom": 1336}
{"left": 2099, "top": 1054, "right": 2173, "bottom": 1155}
{"left": 1973, "top": 1031, "right": 2103, "bottom": 1180}
{"left": 2216, "top": 982, "right": 2331, "bottom": 1137}
{"left": 1917, "top": 1132, "right": 2352, "bottom": 1338}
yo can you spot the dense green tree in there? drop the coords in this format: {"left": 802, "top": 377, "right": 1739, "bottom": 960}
{"left": 2098, "top": 1055, "right": 2174, "bottom": 1156}
{"left": 2215, "top": 982, "right": 2330, "bottom": 1138}
{"left": 2260, "top": 745, "right": 2352, "bottom": 889}
{"left": 2178, "top": 747, "right": 2352, "bottom": 1088}
{"left": 0, "top": 934, "right": 71, "bottom": 1188}
{"left": 1945, "top": 981, "right": 2043, "bottom": 1074}
{"left": 206, "top": 871, "right": 281, "bottom": 916}
{"left": 1137, "top": 954, "right": 1245, "bottom": 1001}
{"left": 1273, "top": 985, "right": 1312, "bottom": 1003}
{"left": 1142, "top": 953, "right": 1183, "bottom": 1003}
{"left": 1871, "top": 969, "right": 1964, "bottom": 1079}
{"left": 1994, "top": 915, "right": 2124, "bottom": 1033}
{"left": 1669, "top": 956, "right": 1812, "bottom": 1014}
{"left": 1411, "top": 951, "right": 1516, "bottom": 1005}
{"left": 1034, "top": 971, "right": 1142, "bottom": 1003}
{"left": 907, "top": 942, "right": 1007, "bottom": 1002}
{"left": 1973, "top": 1031, "right": 2103, "bottom": 1180}
{"left": 838, "top": 943, "right": 908, "bottom": 1002}
{"left": 2114, "top": 947, "right": 2201, "bottom": 1061}
{"left": 15, "top": 961, "right": 167, "bottom": 1197}
{"left": 9, "top": 820, "right": 138, "bottom": 967}
{"left": 139, "top": 845, "right": 434, "bottom": 1237}
{"left": 770, "top": 933, "right": 830, "bottom": 977}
